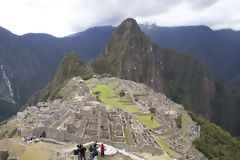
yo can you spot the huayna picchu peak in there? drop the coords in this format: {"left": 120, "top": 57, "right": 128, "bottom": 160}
{"left": 90, "top": 18, "right": 240, "bottom": 137}
{"left": 0, "top": 17, "right": 240, "bottom": 160}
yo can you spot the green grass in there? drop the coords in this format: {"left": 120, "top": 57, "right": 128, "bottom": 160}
{"left": 162, "top": 133, "right": 172, "bottom": 138}
{"left": 124, "top": 127, "right": 135, "bottom": 145}
{"left": 136, "top": 115, "right": 162, "bottom": 129}
{"left": 154, "top": 136, "right": 182, "bottom": 159}
{"left": 88, "top": 84, "right": 140, "bottom": 113}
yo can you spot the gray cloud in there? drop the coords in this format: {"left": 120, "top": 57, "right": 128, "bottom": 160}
{"left": 70, "top": 0, "right": 182, "bottom": 32}
{"left": 186, "top": 0, "right": 219, "bottom": 9}
{"left": 0, "top": 0, "right": 239, "bottom": 36}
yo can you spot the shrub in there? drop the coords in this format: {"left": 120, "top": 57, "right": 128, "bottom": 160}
{"left": 119, "top": 90, "right": 125, "bottom": 97}
{"left": 174, "top": 115, "right": 182, "bottom": 128}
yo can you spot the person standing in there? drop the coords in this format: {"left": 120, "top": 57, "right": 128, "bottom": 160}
{"left": 73, "top": 145, "right": 79, "bottom": 160}
{"left": 100, "top": 144, "right": 105, "bottom": 157}
{"left": 89, "top": 145, "right": 94, "bottom": 160}
{"left": 79, "top": 144, "right": 86, "bottom": 160}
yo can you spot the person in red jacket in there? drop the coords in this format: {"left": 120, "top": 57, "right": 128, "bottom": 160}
{"left": 100, "top": 144, "right": 105, "bottom": 157}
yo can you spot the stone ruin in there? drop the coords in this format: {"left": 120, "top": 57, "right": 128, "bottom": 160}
{"left": 0, "top": 77, "right": 207, "bottom": 160}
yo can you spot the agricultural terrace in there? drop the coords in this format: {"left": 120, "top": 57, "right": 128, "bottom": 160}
{"left": 136, "top": 115, "right": 162, "bottom": 129}
{"left": 86, "top": 79, "right": 140, "bottom": 113}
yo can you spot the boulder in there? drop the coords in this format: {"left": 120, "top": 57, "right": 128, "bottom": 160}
{"left": 0, "top": 150, "right": 9, "bottom": 160}
{"left": 7, "top": 156, "right": 19, "bottom": 160}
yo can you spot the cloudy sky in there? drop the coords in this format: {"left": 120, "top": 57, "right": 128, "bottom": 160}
{"left": 0, "top": 0, "right": 239, "bottom": 37}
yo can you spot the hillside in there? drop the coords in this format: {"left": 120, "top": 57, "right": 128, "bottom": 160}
{"left": 89, "top": 18, "right": 240, "bottom": 136}
{"left": 27, "top": 51, "right": 93, "bottom": 104}
{"left": 1, "top": 21, "right": 240, "bottom": 137}
{"left": 140, "top": 25, "right": 240, "bottom": 103}
{"left": 0, "top": 76, "right": 207, "bottom": 160}
{"left": 0, "top": 26, "right": 113, "bottom": 121}
{"left": 0, "top": 75, "right": 239, "bottom": 160}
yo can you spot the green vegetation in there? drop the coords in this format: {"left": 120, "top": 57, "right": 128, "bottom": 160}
{"left": 149, "top": 108, "right": 156, "bottom": 114}
{"left": 124, "top": 127, "right": 135, "bottom": 145}
{"left": 162, "top": 133, "right": 172, "bottom": 138}
{"left": 154, "top": 136, "right": 182, "bottom": 159}
{"left": 51, "top": 51, "right": 91, "bottom": 92}
{"left": 38, "top": 51, "right": 93, "bottom": 101}
{"left": 174, "top": 115, "right": 182, "bottom": 128}
{"left": 88, "top": 83, "right": 140, "bottom": 112}
{"left": 89, "top": 57, "right": 117, "bottom": 76}
{"left": 136, "top": 115, "right": 161, "bottom": 129}
{"left": 189, "top": 111, "right": 240, "bottom": 160}
{"left": 119, "top": 90, "right": 125, "bottom": 97}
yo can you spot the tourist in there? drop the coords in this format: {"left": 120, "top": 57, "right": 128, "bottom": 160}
{"left": 93, "top": 145, "right": 98, "bottom": 158}
{"left": 89, "top": 145, "right": 94, "bottom": 160}
{"left": 93, "top": 141, "right": 98, "bottom": 148}
{"left": 74, "top": 145, "right": 79, "bottom": 160}
{"left": 79, "top": 144, "right": 86, "bottom": 160}
{"left": 100, "top": 144, "right": 105, "bottom": 157}
{"left": 24, "top": 137, "right": 27, "bottom": 142}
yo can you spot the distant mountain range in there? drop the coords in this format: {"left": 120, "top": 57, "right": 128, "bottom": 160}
{"left": 0, "top": 26, "right": 113, "bottom": 121}
{"left": 0, "top": 21, "right": 240, "bottom": 136}
{"left": 140, "top": 25, "right": 240, "bottom": 101}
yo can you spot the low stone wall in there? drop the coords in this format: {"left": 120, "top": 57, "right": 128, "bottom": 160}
{"left": 110, "top": 142, "right": 162, "bottom": 154}
{"left": 85, "top": 129, "right": 97, "bottom": 135}
{"left": 52, "top": 111, "right": 72, "bottom": 128}
{"left": 8, "top": 128, "right": 17, "bottom": 138}
{"left": 21, "top": 127, "right": 75, "bottom": 142}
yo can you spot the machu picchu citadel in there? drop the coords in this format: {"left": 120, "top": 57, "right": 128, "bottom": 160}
{"left": 0, "top": 76, "right": 207, "bottom": 160}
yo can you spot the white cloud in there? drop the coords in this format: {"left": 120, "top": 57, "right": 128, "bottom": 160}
{"left": 0, "top": 0, "right": 239, "bottom": 37}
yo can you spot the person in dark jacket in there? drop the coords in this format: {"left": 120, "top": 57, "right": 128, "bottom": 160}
{"left": 73, "top": 145, "right": 79, "bottom": 160}
{"left": 79, "top": 144, "right": 86, "bottom": 160}
{"left": 89, "top": 145, "right": 94, "bottom": 160}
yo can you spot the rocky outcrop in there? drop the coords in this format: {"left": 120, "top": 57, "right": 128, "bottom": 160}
{"left": 0, "top": 150, "right": 9, "bottom": 160}
{"left": 0, "top": 150, "right": 19, "bottom": 160}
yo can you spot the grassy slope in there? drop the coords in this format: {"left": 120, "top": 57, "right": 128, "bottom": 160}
{"left": 124, "top": 127, "right": 135, "bottom": 145}
{"left": 154, "top": 136, "right": 182, "bottom": 159}
{"left": 87, "top": 82, "right": 140, "bottom": 112}
{"left": 136, "top": 115, "right": 161, "bottom": 129}
{"left": 189, "top": 112, "right": 240, "bottom": 160}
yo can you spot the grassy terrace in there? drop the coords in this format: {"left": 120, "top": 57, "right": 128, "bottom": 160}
{"left": 162, "top": 133, "right": 172, "bottom": 138}
{"left": 136, "top": 115, "right": 162, "bottom": 129}
{"left": 124, "top": 127, "right": 135, "bottom": 145}
{"left": 154, "top": 136, "right": 182, "bottom": 159}
{"left": 87, "top": 80, "right": 140, "bottom": 113}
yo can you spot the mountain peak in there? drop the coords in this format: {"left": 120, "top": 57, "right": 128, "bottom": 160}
{"left": 100, "top": 17, "right": 149, "bottom": 59}
{"left": 50, "top": 51, "right": 84, "bottom": 93}
{"left": 116, "top": 18, "right": 142, "bottom": 34}
{"left": 120, "top": 18, "right": 138, "bottom": 27}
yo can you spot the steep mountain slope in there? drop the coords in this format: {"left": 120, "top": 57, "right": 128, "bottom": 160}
{"left": 140, "top": 25, "right": 240, "bottom": 83}
{"left": 27, "top": 51, "right": 92, "bottom": 104}
{"left": 0, "top": 26, "right": 113, "bottom": 121}
{"left": 140, "top": 25, "right": 240, "bottom": 102}
{"left": 90, "top": 18, "right": 240, "bottom": 136}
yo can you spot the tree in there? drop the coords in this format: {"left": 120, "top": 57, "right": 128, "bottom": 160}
{"left": 149, "top": 108, "right": 156, "bottom": 123}
{"left": 149, "top": 108, "right": 156, "bottom": 114}
{"left": 119, "top": 90, "right": 125, "bottom": 97}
